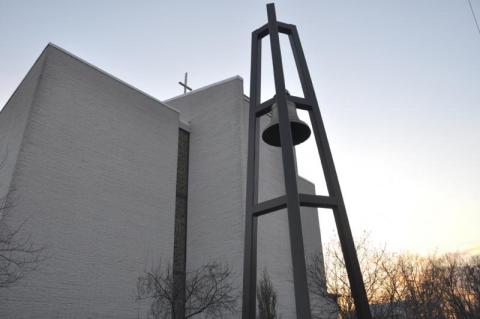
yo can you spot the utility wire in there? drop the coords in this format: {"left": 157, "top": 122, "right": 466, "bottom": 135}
{"left": 467, "top": 0, "right": 480, "bottom": 36}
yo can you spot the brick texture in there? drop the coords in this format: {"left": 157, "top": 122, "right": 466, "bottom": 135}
{"left": 0, "top": 46, "right": 179, "bottom": 318}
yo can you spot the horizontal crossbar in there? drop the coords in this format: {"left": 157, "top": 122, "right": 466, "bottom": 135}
{"left": 288, "top": 96, "right": 312, "bottom": 111}
{"left": 252, "top": 194, "right": 337, "bottom": 217}
{"left": 253, "top": 195, "right": 287, "bottom": 217}
{"left": 299, "top": 193, "right": 337, "bottom": 208}
{"left": 253, "top": 21, "right": 295, "bottom": 40}
{"left": 256, "top": 97, "right": 275, "bottom": 116}
{"left": 254, "top": 95, "right": 312, "bottom": 117}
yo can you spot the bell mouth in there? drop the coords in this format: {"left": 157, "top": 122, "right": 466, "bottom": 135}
{"left": 262, "top": 121, "right": 311, "bottom": 147}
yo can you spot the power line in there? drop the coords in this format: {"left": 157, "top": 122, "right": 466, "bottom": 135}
{"left": 467, "top": 0, "right": 480, "bottom": 36}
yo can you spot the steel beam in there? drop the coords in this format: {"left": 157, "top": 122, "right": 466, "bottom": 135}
{"left": 266, "top": 4, "right": 313, "bottom": 318}
{"left": 241, "top": 27, "right": 262, "bottom": 319}
{"left": 253, "top": 196, "right": 287, "bottom": 217}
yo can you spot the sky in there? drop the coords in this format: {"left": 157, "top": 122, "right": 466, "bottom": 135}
{"left": 0, "top": 0, "right": 479, "bottom": 256}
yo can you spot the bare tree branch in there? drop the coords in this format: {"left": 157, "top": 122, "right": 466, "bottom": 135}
{"left": 256, "top": 269, "right": 278, "bottom": 319}
{"left": 317, "top": 232, "right": 480, "bottom": 319}
{"left": 0, "top": 197, "right": 47, "bottom": 288}
{"left": 137, "top": 261, "right": 237, "bottom": 319}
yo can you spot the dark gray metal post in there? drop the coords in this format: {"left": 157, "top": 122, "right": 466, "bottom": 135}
{"left": 266, "top": 4, "right": 312, "bottom": 318}
{"left": 242, "top": 27, "right": 262, "bottom": 319}
{"left": 241, "top": 3, "right": 372, "bottom": 318}
{"left": 288, "top": 24, "right": 372, "bottom": 319}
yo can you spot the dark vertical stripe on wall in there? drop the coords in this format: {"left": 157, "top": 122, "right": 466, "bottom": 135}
{"left": 173, "top": 128, "right": 190, "bottom": 318}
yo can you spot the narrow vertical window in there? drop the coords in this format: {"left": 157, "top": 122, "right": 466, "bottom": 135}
{"left": 173, "top": 128, "right": 189, "bottom": 317}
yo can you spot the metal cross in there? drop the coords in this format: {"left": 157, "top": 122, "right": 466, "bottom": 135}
{"left": 178, "top": 72, "right": 192, "bottom": 94}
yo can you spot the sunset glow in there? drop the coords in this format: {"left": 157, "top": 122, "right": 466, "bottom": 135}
{"left": 1, "top": 0, "right": 478, "bottom": 256}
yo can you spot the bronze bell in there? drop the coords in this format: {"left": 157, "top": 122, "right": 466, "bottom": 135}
{"left": 262, "top": 99, "right": 311, "bottom": 147}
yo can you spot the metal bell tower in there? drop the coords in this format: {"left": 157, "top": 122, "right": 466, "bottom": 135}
{"left": 241, "top": 3, "right": 372, "bottom": 318}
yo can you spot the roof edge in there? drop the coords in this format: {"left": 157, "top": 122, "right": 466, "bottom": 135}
{"left": 46, "top": 43, "right": 180, "bottom": 114}
{"left": 163, "top": 75, "right": 244, "bottom": 103}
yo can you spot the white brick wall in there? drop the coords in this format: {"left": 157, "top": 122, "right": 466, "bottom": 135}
{"left": 0, "top": 48, "right": 47, "bottom": 200}
{"left": 167, "top": 78, "right": 329, "bottom": 318}
{"left": 0, "top": 45, "right": 179, "bottom": 318}
{"left": 166, "top": 78, "right": 246, "bottom": 274}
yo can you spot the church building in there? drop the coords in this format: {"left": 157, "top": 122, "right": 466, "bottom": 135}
{"left": 0, "top": 44, "right": 334, "bottom": 318}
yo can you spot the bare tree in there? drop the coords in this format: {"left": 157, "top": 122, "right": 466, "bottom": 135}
{"left": 256, "top": 269, "right": 278, "bottom": 319}
{"left": 0, "top": 197, "right": 45, "bottom": 288}
{"left": 405, "top": 253, "right": 480, "bottom": 319}
{"left": 460, "top": 255, "right": 480, "bottom": 317}
{"left": 318, "top": 232, "right": 480, "bottom": 319}
{"left": 137, "top": 261, "right": 237, "bottom": 319}
{"left": 319, "top": 233, "right": 398, "bottom": 318}
{"left": 306, "top": 254, "right": 339, "bottom": 319}
{"left": 0, "top": 150, "right": 45, "bottom": 287}
{"left": 396, "top": 254, "right": 448, "bottom": 318}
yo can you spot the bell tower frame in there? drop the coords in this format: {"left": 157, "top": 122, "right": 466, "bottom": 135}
{"left": 241, "top": 4, "right": 372, "bottom": 318}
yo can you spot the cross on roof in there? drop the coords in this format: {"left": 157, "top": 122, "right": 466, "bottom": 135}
{"left": 178, "top": 72, "right": 192, "bottom": 94}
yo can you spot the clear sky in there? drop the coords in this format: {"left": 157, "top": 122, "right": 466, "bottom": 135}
{"left": 1, "top": 0, "right": 479, "bottom": 255}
